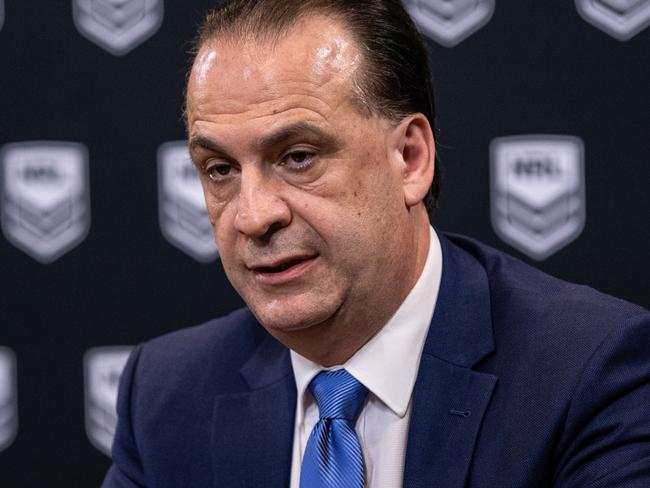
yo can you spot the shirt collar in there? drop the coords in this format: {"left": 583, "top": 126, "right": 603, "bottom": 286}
{"left": 291, "top": 226, "right": 442, "bottom": 418}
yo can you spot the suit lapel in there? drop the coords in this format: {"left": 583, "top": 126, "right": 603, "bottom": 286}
{"left": 403, "top": 234, "right": 498, "bottom": 488}
{"left": 211, "top": 333, "right": 296, "bottom": 487}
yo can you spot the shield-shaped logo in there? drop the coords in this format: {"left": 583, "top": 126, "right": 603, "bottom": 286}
{"left": 72, "top": 0, "right": 164, "bottom": 56}
{"left": 490, "top": 135, "right": 586, "bottom": 261}
{"left": 1, "top": 142, "right": 91, "bottom": 263}
{"left": 0, "top": 347, "right": 18, "bottom": 453}
{"left": 84, "top": 346, "right": 133, "bottom": 457}
{"left": 158, "top": 141, "right": 219, "bottom": 263}
{"left": 576, "top": 0, "right": 650, "bottom": 41}
{"left": 403, "top": 0, "right": 495, "bottom": 47}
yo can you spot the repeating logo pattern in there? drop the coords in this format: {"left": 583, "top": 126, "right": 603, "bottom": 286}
{"left": 576, "top": 0, "right": 650, "bottom": 41}
{"left": 0, "top": 142, "right": 91, "bottom": 263}
{"left": 72, "top": 0, "right": 165, "bottom": 56}
{"left": 0, "top": 347, "right": 18, "bottom": 453}
{"left": 490, "top": 135, "right": 586, "bottom": 261}
{"left": 403, "top": 0, "right": 495, "bottom": 47}
{"left": 84, "top": 346, "right": 133, "bottom": 457}
{"left": 158, "top": 141, "right": 219, "bottom": 263}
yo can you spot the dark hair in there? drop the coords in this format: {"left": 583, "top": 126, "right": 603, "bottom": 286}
{"left": 189, "top": 0, "right": 440, "bottom": 210}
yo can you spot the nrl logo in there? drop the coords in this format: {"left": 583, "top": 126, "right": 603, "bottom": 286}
{"left": 0, "top": 142, "right": 91, "bottom": 263}
{"left": 490, "top": 135, "right": 586, "bottom": 261}
{"left": 84, "top": 346, "right": 133, "bottom": 457}
{"left": 0, "top": 347, "right": 18, "bottom": 453}
{"left": 403, "top": 0, "right": 495, "bottom": 47}
{"left": 72, "top": 0, "right": 164, "bottom": 56}
{"left": 576, "top": 0, "right": 650, "bottom": 41}
{"left": 158, "top": 141, "right": 219, "bottom": 263}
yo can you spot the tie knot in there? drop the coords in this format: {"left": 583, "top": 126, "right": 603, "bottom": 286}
{"left": 309, "top": 369, "right": 368, "bottom": 421}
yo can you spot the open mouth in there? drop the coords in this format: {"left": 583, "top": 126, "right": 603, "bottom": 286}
{"left": 256, "top": 258, "right": 308, "bottom": 274}
{"left": 251, "top": 255, "right": 318, "bottom": 284}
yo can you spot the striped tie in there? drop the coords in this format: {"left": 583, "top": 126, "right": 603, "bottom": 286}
{"left": 300, "top": 369, "right": 368, "bottom": 488}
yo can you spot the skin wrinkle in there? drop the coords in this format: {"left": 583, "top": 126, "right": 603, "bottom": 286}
{"left": 191, "top": 94, "right": 337, "bottom": 127}
{"left": 186, "top": 14, "right": 433, "bottom": 366}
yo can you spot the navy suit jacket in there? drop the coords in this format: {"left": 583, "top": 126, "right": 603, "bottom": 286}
{"left": 103, "top": 234, "right": 650, "bottom": 487}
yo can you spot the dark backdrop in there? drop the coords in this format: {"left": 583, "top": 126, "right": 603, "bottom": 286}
{"left": 0, "top": 1, "right": 648, "bottom": 486}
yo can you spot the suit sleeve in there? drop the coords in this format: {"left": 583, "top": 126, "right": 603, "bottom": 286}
{"left": 553, "top": 311, "right": 650, "bottom": 487}
{"left": 101, "top": 344, "right": 147, "bottom": 488}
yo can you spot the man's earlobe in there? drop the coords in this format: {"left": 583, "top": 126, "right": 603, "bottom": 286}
{"left": 395, "top": 114, "right": 435, "bottom": 207}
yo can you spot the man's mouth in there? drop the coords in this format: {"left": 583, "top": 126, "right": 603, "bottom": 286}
{"left": 250, "top": 255, "right": 318, "bottom": 285}
{"left": 255, "top": 258, "right": 308, "bottom": 273}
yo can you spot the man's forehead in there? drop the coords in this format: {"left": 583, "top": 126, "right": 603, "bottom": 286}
{"left": 187, "top": 14, "right": 362, "bottom": 112}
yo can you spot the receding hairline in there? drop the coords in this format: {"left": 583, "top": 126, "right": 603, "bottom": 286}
{"left": 186, "top": 9, "right": 389, "bottom": 122}
{"left": 195, "top": 4, "right": 356, "bottom": 51}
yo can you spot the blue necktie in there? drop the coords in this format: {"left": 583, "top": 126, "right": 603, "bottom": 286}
{"left": 300, "top": 369, "right": 369, "bottom": 488}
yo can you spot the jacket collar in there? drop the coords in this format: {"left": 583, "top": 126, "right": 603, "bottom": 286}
{"left": 422, "top": 233, "right": 495, "bottom": 367}
{"left": 403, "top": 233, "right": 497, "bottom": 487}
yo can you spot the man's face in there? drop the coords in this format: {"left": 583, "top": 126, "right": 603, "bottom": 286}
{"left": 186, "top": 16, "right": 414, "bottom": 335}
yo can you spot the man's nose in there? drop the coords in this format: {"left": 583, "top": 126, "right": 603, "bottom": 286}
{"left": 234, "top": 169, "right": 291, "bottom": 239}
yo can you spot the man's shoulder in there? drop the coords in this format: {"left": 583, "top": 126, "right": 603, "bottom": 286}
{"left": 445, "top": 232, "right": 649, "bottom": 359}
{"left": 446, "top": 232, "right": 647, "bottom": 315}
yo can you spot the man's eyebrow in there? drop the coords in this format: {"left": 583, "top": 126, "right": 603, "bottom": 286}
{"left": 254, "top": 121, "right": 342, "bottom": 151}
{"left": 188, "top": 135, "right": 230, "bottom": 158}
{"left": 189, "top": 122, "right": 342, "bottom": 159}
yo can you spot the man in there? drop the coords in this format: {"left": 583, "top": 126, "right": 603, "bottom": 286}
{"left": 103, "top": 1, "right": 650, "bottom": 487}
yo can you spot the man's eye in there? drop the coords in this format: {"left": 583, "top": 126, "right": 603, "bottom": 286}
{"left": 282, "top": 151, "right": 314, "bottom": 170}
{"left": 206, "top": 164, "right": 233, "bottom": 181}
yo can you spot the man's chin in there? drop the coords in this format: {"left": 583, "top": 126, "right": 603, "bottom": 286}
{"left": 250, "top": 303, "right": 337, "bottom": 335}
{"left": 240, "top": 284, "right": 345, "bottom": 337}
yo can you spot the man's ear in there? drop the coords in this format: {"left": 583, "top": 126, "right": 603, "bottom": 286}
{"left": 390, "top": 113, "right": 435, "bottom": 208}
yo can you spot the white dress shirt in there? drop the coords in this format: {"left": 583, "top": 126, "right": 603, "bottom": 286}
{"left": 289, "top": 226, "right": 443, "bottom": 488}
